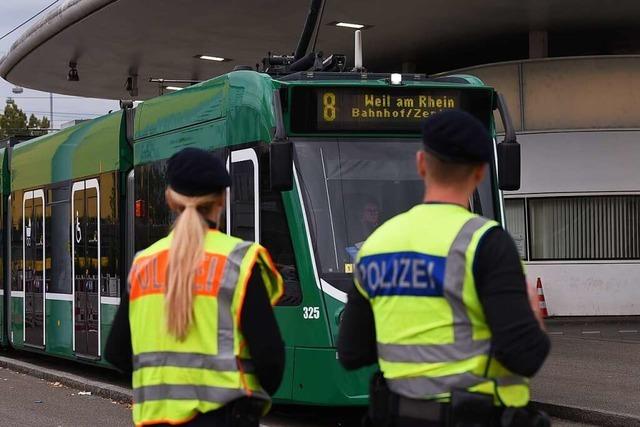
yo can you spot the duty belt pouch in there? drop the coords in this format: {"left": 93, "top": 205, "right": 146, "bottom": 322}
{"left": 449, "top": 389, "right": 494, "bottom": 427}
{"left": 230, "top": 397, "right": 263, "bottom": 427}
{"left": 368, "top": 372, "right": 397, "bottom": 427}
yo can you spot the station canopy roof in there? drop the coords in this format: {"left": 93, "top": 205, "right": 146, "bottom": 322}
{"left": 2, "top": 0, "right": 640, "bottom": 100}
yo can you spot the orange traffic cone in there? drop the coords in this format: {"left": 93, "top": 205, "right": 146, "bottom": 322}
{"left": 536, "top": 277, "right": 549, "bottom": 318}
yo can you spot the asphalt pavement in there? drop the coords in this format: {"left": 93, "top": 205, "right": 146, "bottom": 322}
{"left": 531, "top": 317, "right": 640, "bottom": 426}
{"left": 0, "top": 368, "right": 594, "bottom": 427}
{"left": 1, "top": 317, "right": 638, "bottom": 426}
{"left": 0, "top": 367, "right": 131, "bottom": 426}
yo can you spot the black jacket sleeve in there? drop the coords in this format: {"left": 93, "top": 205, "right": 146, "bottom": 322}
{"left": 104, "top": 293, "right": 133, "bottom": 375}
{"left": 239, "top": 264, "right": 286, "bottom": 395}
{"left": 474, "top": 227, "right": 551, "bottom": 377}
{"left": 337, "top": 284, "right": 378, "bottom": 370}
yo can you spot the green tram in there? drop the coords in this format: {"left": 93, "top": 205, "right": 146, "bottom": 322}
{"left": 0, "top": 70, "right": 519, "bottom": 405}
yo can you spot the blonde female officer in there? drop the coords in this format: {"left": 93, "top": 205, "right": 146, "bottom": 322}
{"left": 106, "top": 147, "right": 285, "bottom": 427}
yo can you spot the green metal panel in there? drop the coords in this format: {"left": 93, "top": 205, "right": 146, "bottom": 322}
{"left": 291, "top": 347, "right": 374, "bottom": 405}
{"left": 272, "top": 346, "right": 294, "bottom": 401}
{"left": 45, "top": 299, "right": 73, "bottom": 357}
{"left": 11, "top": 111, "right": 130, "bottom": 190}
{"left": 134, "top": 70, "right": 278, "bottom": 163}
{"left": 135, "top": 120, "right": 226, "bottom": 165}
{"left": 100, "top": 302, "right": 118, "bottom": 362}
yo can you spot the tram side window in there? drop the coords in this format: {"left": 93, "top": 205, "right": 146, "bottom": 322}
{"left": 47, "top": 183, "right": 71, "bottom": 293}
{"left": 100, "top": 173, "right": 120, "bottom": 298}
{"left": 259, "top": 151, "right": 301, "bottom": 306}
{"left": 134, "top": 160, "right": 174, "bottom": 253}
{"left": 230, "top": 160, "right": 255, "bottom": 241}
{"left": 134, "top": 149, "right": 227, "bottom": 252}
{"left": 10, "top": 190, "right": 23, "bottom": 291}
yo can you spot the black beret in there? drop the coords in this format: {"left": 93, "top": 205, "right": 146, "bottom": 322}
{"left": 421, "top": 110, "right": 492, "bottom": 164}
{"left": 167, "top": 147, "right": 231, "bottom": 196}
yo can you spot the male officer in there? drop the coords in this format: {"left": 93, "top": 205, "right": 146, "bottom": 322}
{"left": 338, "top": 110, "right": 550, "bottom": 427}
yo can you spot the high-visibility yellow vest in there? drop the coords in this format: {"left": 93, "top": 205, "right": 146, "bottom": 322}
{"left": 354, "top": 204, "right": 529, "bottom": 407}
{"left": 128, "top": 229, "right": 283, "bottom": 426}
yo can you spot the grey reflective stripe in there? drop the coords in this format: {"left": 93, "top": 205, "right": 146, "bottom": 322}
{"left": 378, "top": 217, "right": 492, "bottom": 365}
{"left": 387, "top": 372, "right": 489, "bottom": 398}
{"left": 445, "top": 216, "right": 491, "bottom": 343}
{"left": 132, "top": 352, "right": 253, "bottom": 373}
{"left": 134, "top": 384, "right": 268, "bottom": 404}
{"left": 378, "top": 339, "right": 491, "bottom": 363}
{"left": 218, "top": 241, "right": 253, "bottom": 358}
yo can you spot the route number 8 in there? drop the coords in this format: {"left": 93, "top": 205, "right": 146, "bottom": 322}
{"left": 323, "top": 92, "right": 336, "bottom": 122}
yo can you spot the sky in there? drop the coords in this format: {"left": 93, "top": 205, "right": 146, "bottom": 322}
{"left": 0, "top": 0, "right": 118, "bottom": 129}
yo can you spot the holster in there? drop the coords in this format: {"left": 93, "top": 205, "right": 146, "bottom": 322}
{"left": 449, "top": 388, "right": 495, "bottom": 427}
{"left": 500, "top": 408, "right": 551, "bottom": 427}
{"left": 230, "top": 398, "right": 264, "bottom": 427}
{"left": 368, "top": 371, "right": 398, "bottom": 427}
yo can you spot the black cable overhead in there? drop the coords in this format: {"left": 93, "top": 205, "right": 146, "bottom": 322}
{"left": 0, "top": 0, "right": 61, "bottom": 42}
{"left": 311, "top": 0, "right": 327, "bottom": 54}
{"left": 294, "top": 0, "right": 324, "bottom": 60}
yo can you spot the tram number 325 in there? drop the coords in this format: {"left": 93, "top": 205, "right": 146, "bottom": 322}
{"left": 303, "top": 306, "right": 321, "bottom": 319}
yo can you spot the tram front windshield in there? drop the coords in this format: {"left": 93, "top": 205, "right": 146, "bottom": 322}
{"left": 295, "top": 139, "right": 423, "bottom": 279}
{"left": 295, "top": 138, "right": 498, "bottom": 289}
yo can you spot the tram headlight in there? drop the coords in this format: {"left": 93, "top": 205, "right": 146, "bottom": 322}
{"left": 390, "top": 73, "right": 402, "bottom": 85}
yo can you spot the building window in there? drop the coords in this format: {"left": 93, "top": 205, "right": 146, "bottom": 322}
{"left": 504, "top": 198, "right": 527, "bottom": 260}
{"left": 528, "top": 195, "right": 640, "bottom": 260}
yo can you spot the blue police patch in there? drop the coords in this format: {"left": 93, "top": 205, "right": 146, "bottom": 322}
{"left": 357, "top": 252, "right": 446, "bottom": 298}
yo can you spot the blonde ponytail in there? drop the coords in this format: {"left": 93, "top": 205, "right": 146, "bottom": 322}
{"left": 165, "top": 188, "right": 219, "bottom": 341}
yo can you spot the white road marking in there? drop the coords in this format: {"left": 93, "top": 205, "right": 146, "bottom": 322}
{"left": 619, "top": 330, "right": 639, "bottom": 333}
{"left": 581, "top": 330, "right": 601, "bottom": 334}
{"left": 548, "top": 331, "right": 564, "bottom": 335}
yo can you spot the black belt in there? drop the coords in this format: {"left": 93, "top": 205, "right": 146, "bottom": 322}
{"left": 397, "top": 395, "right": 448, "bottom": 423}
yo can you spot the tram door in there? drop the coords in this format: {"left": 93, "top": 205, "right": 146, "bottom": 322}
{"left": 23, "top": 190, "right": 46, "bottom": 348}
{"left": 227, "top": 149, "right": 260, "bottom": 242}
{"left": 72, "top": 179, "right": 101, "bottom": 358}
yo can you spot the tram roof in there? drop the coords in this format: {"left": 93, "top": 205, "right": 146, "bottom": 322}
{"left": 2, "top": 0, "right": 640, "bottom": 100}
{"left": 11, "top": 111, "right": 129, "bottom": 190}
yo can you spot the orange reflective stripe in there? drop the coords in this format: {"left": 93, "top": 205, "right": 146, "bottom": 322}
{"left": 258, "top": 247, "right": 284, "bottom": 305}
{"left": 130, "top": 251, "right": 228, "bottom": 301}
{"left": 235, "top": 248, "right": 260, "bottom": 330}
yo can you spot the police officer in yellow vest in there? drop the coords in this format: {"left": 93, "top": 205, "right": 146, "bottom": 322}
{"left": 106, "top": 148, "right": 285, "bottom": 427}
{"left": 337, "top": 111, "right": 550, "bottom": 427}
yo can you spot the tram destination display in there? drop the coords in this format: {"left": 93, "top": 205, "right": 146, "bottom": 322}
{"left": 289, "top": 86, "right": 493, "bottom": 133}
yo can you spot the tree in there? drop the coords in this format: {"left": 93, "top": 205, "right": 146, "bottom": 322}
{"left": 40, "top": 116, "right": 51, "bottom": 130}
{"left": 0, "top": 101, "right": 49, "bottom": 138}
{"left": 0, "top": 101, "right": 27, "bottom": 138}
{"left": 28, "top": 113, "right": 50, "bottom": 130}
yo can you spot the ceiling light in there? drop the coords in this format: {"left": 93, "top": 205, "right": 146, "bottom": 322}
{"left": 165, "top": 86, "right": 183, "bottom": 91}
{"left": 335, "top": 22, "right": 365, "bottom": 29}
{"left": 196, "top": 55, "right": 227, "bottom": 62}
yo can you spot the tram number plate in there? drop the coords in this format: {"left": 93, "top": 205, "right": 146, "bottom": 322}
{"left": 303, "top": 306, "right": 321, "bottom": 319}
